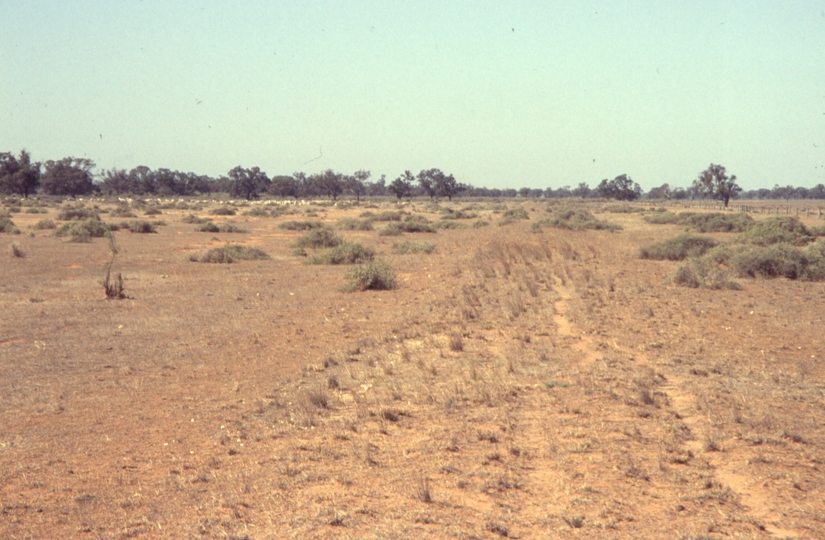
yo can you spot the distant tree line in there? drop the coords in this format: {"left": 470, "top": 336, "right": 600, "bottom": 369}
{"left": 2, "top": 150, "right": 824, "bottom": 203}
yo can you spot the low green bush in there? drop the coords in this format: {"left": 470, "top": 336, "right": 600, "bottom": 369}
{"left": 435, "top": 221, "right": 468, "bottom": 229}
{"left": 209, "top": 206, "right": 236, "bottom": 216}
{"left": 371, "top": 211, "right": 404, "bottom": 222}
{"left": 644, "top": 211, "right": 753, "bottom": 233}
{"left": 33, "top": 219, "right": 56, "bottom": 230}
{"left": 729, "top": 244, "right": 810, "bottom": 279}
{"left": 110, "top": 207, "right": 137, "bottom": 218}
{"left": 189, "top": 244, "right": 270, "bottom": 263}
{"left": 639, "top": 234, "right": 718, "bottom": 261}
{"left": 293, "top": 228, "right": 343, "bottom": 249}
{"left": 278, "top": 220, "right": 324, "bottom": 230}
{"left": 1, "top": 215, "right": 20, "bottom": 234}
{"left": 545, "top": 209, "right": 620, "bottom": 231}
{"left": 337, "top": 218, "right": 374, "bottom": 231}
{"left": 393, "top": 241, "right": 437, "bottom": 254}
{"left": 57, "top": 205, "right": 98, "bottom": 221}
{"left": 195, "top": 222, "right": 246, "bottom": 233}
{"left": 340, "top": 260, "right": 398, "bottom": 292}
{"left": 182, "top": 214, "right": 209, "bottom": 224}
{"left": 144, "top": 207, "right": 162, "bottom": 216}
{"left": 736, "top": 217, "right": 816, "bottom": 246}
{"left": 124, "top": 220, "right": 157, "bottom": 233}
{"left": 305, "top": 242, "right": 375, "bottom": 265}
{"left": 242, "top": 207, "right": 270, "bottom": 217}
{"left": 54, "top": 219, "right": 113, "bottom": 242}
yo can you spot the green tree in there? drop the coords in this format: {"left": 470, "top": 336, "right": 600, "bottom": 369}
{"left": 42, "top": 157, "right": 96, "bottom": 197}
{"left": 692, "top": 164, "right": 741, "bottom": 207}
{"left": 348, "top": 169, "right": 370, "bottom": 202}
{"left": 269, "top": 175, "right": 299, "bottom": 199}
{"left": 313, "top": 169, "right": 344, "bottom": 200}
{"left": 0, "top": 150, "right": 41, "bottom": 197}
{"left": 388, "top": 171, "right": 414, "bottom": 200}
{"left": 99, "top": 168, "right": 129, "bottom": 195}
{"left": 596, "top": 174, "right": 641, "bottom": 201}
{"left": 417, "top": 169, "right": 440, "bottom": 199}
{"left": 435, "top": 173, "right": 465, "bottom": 201}
{"left": 229, "top": 166, "right": 270, "bottom": 200}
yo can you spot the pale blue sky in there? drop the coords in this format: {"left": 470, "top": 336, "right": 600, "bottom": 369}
{"left": 2, "top": 1, "right": 824, "bottom": 191}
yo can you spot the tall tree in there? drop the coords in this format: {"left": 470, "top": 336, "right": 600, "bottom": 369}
{"left": 99, "top": 168, "right": 129, "bottom": 195}
{"left": 0, "top": 150, "right": 41, "bottom": 197}
{"left": 228, "top": 166, "right": 270, "bottom": 200}
{"left": 692, "top": 164, "right": 741, "bottom": 207}
{"left": 417, "top": 169, "right": 441, "bottom": 199}
{"left": 434, "top": 173, "right": 465, "bottom": 201}
{"left": 313, "top": 169, "right": 344, "bottom": 200}
{"left": 348, "top": 169, "right": 370, "bottom": 202}
{"left": 269, "top": 175, "right": 299, "bottom": 199}
{"left": 388, "top": 171, "right": 414, "bottom": 200}
{"left": 596, "top": 174, "right": 642, "bottom": 201}
{"left": 42, "top": 157, "right": 96, "bottom": 197}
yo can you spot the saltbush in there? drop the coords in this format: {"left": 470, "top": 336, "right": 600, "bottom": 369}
{"left": 293, "top": 228, "right": 343, "bottom": 249}
{"left": 305, "top": 242, "right": 375, "bottom": 265}
{"left": 189, "top": 244, "right": 270, "bottom": 263}
{"left": 340, "top": 260, "right": 398, "bottom": 292}
{"left": 639, "top": 234, "right": 718, "bottom": 261}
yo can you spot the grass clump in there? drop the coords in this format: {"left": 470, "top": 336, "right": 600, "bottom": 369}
{"left": 736, "top": 217, "right": 817, "bottom": 246}
{"left": 54, "top": 219, "right": 113, "bottom": 242}
{"left": 340, "top": 260, "right": 398, "bottom": 292}
{"left": 182, "top": 214, "right": 209, "bottom": 224}
{"left": 546, "top": 208, "right": 620, "bottom": 231}
{"left": 305, "top": 242, "right": 375, "bottom": 265}
{"left": 435, "top": 220, "right": 468, "bottom": 230}
{"left": 378, "top": 221, "right": 436, "bottom": 236}
{"left": 278, "top": 220, "right": 324, "bottom": 231}
{"left": 33, "top": 219, "right": 56, "bottom": 230}
{"left": 1, "top": 215, "right": 20, "bottom": 234}
{"left": 57, "top": 205, "right": 98, "bottom": 221}
{"left": 370, "top": 211, "right": 404, "bottom": 222}
{"left": 498, "top": 208, "right": 530, "bottom": 225}
{"left": 189, "top": 244, "right": 270, "bottom": 263}
{"left": 209, "top": 206, "right": 236, "bottom": 216}
{"left": 640, "top": 234, "right": 718, "bottom": 261}
{"left": 122, "top": 220, "right": 157, "bottom": 233}
{"left": 293, "top": 228, "right": 343, "bottom": 249}
{"left": 644, "top": 211, "right": 753, "bottom": 233}
{"left": 242, "top": 207, "right": 270, "bottom": 217}
{"left": 337, "top": 218, "right": 374, "bottom": 231}
{"left": 393, "top": 241, "right": 437, "bottom": 254}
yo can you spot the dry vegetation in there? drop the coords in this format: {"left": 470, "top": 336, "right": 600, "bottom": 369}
{"left": 1, "top": 196, "right": 824, "bottom": 539}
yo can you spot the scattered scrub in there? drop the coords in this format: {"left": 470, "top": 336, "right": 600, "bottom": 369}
{"left": 541, "top": 208, "right": 620, "bottom": 231}
{"left": 278, "top": 220, "right": 324, "bottom": 231}
{"left": 370, "top": 211, "right": 404, "bottom": 222}
{"left": 378, "top": 222, "right": 436, "bottom": 236}
{"left": 195, "top": 222, "right": 247, "bottom": 233}
{"left": 498, "top": 208, "right": 530, "bottom": 225}
{"left": 242, "top": 207, "right": 270, "bottom": 217}
{"left": 182, "top": 214, "right": 209, "bottom": 224}
{"left": 736, "top": 217, "right": 817, "bottom": 246}
{"left": 189, "top": 244, "right": 270, "bottom": 263}
{"left": 340, "top": 260, "right": 398, "bottom": 292}
{"left": 644, "top": 211, "right": 753, "bottom": 233}
{"left": 337, "top": 218, "right": 374, "bottom": 231}
{"left": 209, "top": 206, "right": 236, "bottom": 216}
{"left": 640, "top": 234, "right": 718, "bottom": 261}
{"left": 54, "top": 219, "right": 113, "bottom": 242}
{"left": 57, "top": 205, "right": 98, "bottom": 221}
{"left": 122, "top": 220, "right": 157, "bottom": 233}
{"left": 305, "top": 242, "right": 375, "bottom": 265}
{"left": 435, "top": 221, "right": 468, "bottom": 230}
{"left": 392, "top": 241, "right": 437, "bottom": 254}
{"left": 293, "top": 228, "right": 343, "bottom": 249}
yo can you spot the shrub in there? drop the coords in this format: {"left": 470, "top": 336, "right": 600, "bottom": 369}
{"left": 337, "top": 218, "right": 374, "bottom": 231}
{"left": 182, "top": 214, "right": 209, "bottom": 224}
{"left": 242, "top": 207, "right": 270, "bottom": 217}
{"left": 440, "top": 209, "right": 478, "bottom": 220}
{"left": 110, "top": 207, "right": 136, "bottom": 218}
{"left": 278, "top": 220, "right": 324, "bottom": 231}
{"left": 644, "top": 211, "right": 753, "bottom": 232}
{"left": 340, "top": 260, "right": 398, "bottom": 292}
{"left": 294, "top": 228, "right": 343, "bottom": 249}
{"left": 737, "top": 217, "right": 816, "bottom": 246}
{"left": 371, "top": 211, "right": 404, "bottom": 222}
{"left": 57, "top": 205, "right": 98, "bottom": 221}
{"left": 1, "top": 215, "right": 20, "bottom": 234}
{"left": 435, "top": 220, "right": 468, "bottom": 230}
{"left": 729, "top": 244, "right": 810, "bottom": 279}
{"left": 396, "top": 221, "right": 436, "bottom": 233}
{"left": 498, "top": 208, "right": 529, "bottom": 225}
{"left": 209, "top": 206, "right": 236, "bottom": 216}
{"left": 125, "top": 220, "right": 157, "bottom": 233}
{"left": 195, "top": 222, "right": 220, "bottom": 233}
{"left": 639, "top": 234, "right": 718, "bottom": 261}
{"left": 669, "top": 259, "right": 741, "bottom": 290}
{"left": 54, "top": 219, "right": 111, "bottom": 242}
{"left": 32, "top": 219, "right": 55, "bottom": 230}
{"left": 189, "top": 244, "right": 270, "bottom": 263}
{"left": 546, "top": 208, "right": 620, "bottom": 231}
{"left": 10, "top": 242, "right": 24, "bottom": 258}
{"left": 144, "top": 207, "right": 162, "bottom": 215}
{"left": 306, "top": 242, "right": 375, "bottom": 265}
{"left": 472, "top": 220, "right": 490, "bottom": 228}
{"left": 378, "top": 223, "right": 403, "bottom": 236}
{"left": 24, "top": 207, "right": 47, "bottom": 214}
{"left": 392, "top": 241, "right": 437, "bottom": 254}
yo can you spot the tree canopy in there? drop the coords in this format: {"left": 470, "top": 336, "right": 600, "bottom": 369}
{"left": 596, "top": 174, "right": 642, "bottom": 201}
{"left": 692, "top": 164, "right": 742, "bottom": 207}
{"left": 0, "top": 150, "right": 41, "bottom": 198}
{"left": 41, "top": 157, "right": 96, "bottom": 197}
